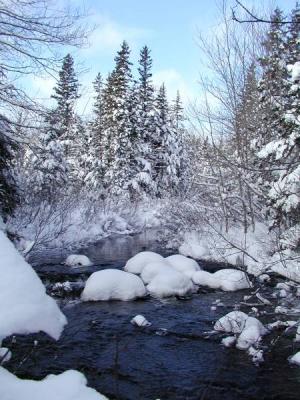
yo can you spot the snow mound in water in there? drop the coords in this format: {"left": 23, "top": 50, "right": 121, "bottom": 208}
{"left": 147, "top": 269, "right": 195, "bottom": 298}
{"left": 192, "top": 270, "right": 220, "bottom": 289}
{"left": 214, "top": 311, "right": 267, "bottom": 350}
{"left": 81, "top": 269, "right": 146, "bottom": 301}
{"left": 0, "top": 367, "right": 108, "bottom": 400}
{"left": 131, "top": 315, "right": 151, "bottom": 327}
{"left": 289, "top": 352, "right": 300, "bottom": 366}
{"left": 165, "top": 254, "right": 201, "bottom": 277}
{"left": 192, "top": 269, "right": 251, "bottom": 291}
{"left": 0, "top": 231, "right": 67, "bottom": 342}
{"left": 140, "top": 261, "right": 174, "bottom": 284}
{"left": 65, "top": 254, "right": 92, "bottom": 267}
{"left": 124, "top": 251, "right": 164, "bottom": 274}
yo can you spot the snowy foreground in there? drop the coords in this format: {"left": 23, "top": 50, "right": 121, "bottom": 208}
{"left": 0, "top": 228, "right": 107, "bottom": 399}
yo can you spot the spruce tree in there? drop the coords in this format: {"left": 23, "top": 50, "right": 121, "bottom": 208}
{"left": 106, "top": 41, "right": 134, "bottom": 194}
{"left": 51, "top": 54, "right": 80, "bottom": 138}
{"left": 153, "top": 84, "right": 179, "bottom": 196}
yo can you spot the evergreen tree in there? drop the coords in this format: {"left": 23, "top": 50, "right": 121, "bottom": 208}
{"left": 29, "top": 111, "right": 68, "bottom": 202}
{"left": 254, "top": 8, "right": 300, "bottom": 248}
{"left": 170, "top": 91, "right": 185, "bottom": 187}
{"left": 51, "top": 54, "right": 80, "bottom": 138}
{"left": 128, "top": 46, "right": 156, "bottom": 197}
{"left": 85, "top": 73, "right": 105, "bottom": 191}
{"left": 153, "top": 84, "right": 179, "bottom": 195}
{"left": 106, "top": 41, "right": 134, "bottom": 194}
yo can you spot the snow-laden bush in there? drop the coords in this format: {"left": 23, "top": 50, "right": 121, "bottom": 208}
{"left": 81, "top": 269, "right": 146, "bottom": 301}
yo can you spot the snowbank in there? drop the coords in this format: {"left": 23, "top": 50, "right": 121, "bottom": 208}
{"left": 147, "top": 269, "right": 195, "bottom": 298}
{"left": 65, "top": 254, "right": 92, "bottom": 267}
{"left": 0, "top": 231, "right": 67, "bottom": 342}
{"left": 192, "top": 269, "right": 251, "bottom": 291}
{"left": 81, "top": 269, "right": 146, "bottom": 301}
{"left": 165, "top": 254, "right": 201, "bottom": 276}
{"left": 214, "top": 311, "right": 267, "bottom": 350}
{"left": 0, "top": 367, "right": 108, "bottom": 400}
{"left": 124, "top": 251, "right": 164, "bottom": 274}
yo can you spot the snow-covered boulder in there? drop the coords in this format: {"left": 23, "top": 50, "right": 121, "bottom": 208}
{"left": 140, "top": 261, "right": 174, "bottom": 284}
{"left": 81, "top": 269, "right": 146, "bottom": 301}
{"left": 193, "top": 270, "right": 220, "bottom": 289}
{"left": 130, "top": 315, "right": 151, "bottom": 327}
{"left": 214, "top": 311, "right": 267, "bottom": 350}
{"left": 0, "top": 367, "right": 108, "bottom": 400}
{"left": 124, "top": 251, "right": 164, "bottom": 274}
{"left": 165, "top": 254, "right": 201, "bottom": 277}
{"left": 0, "top": 231, "right": 67, "bottom": 343}
{"left": 65, "top": 254, "right": 92, "bottom": 267}
{"left": 213, "top": 269, "right": 251, "bottom": 291}
{"left": 214, "top": 311, "right": 249, "bottom": 334}
{"left": 192, "top": 269, "right": 251, "bottom": 291}
{"left": 147, "top": 270, "right": 195, "bottom": 298}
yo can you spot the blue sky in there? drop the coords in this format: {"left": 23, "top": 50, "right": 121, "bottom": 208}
{"left": 28, "top": 0, "right": 298, "bottom": 113}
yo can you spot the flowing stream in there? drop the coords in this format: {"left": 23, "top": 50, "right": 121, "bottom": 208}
{"left": 4, "top": 230, "right": 300, "bottom": 400}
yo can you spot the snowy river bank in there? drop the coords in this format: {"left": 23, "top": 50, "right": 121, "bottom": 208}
{"left": 4, "top": 230, "right": 300, "bottom": 400}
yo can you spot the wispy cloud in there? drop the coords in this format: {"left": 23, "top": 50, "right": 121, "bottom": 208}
{"left": 153, "top": 68, "right": 196, "bottom": 104}
{"left": 84, "top": 14, "right": 152, "bottom": 54}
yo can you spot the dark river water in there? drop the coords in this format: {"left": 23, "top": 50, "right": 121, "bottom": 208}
{"left": 4, "top": 230, "right": 300, "bottom": 400}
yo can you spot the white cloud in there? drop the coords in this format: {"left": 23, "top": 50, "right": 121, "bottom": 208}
{"left": 84, "top": 15, "right": 152, "bottom": 54}
{"left": 152, "top": 68, "right": 196, "bottom": 104}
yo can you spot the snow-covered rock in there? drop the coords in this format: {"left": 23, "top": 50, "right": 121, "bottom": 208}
{"left": 213, "top": 269, "right": 251, "bottom": 291}
{"left": 0, "top": 231, "right": 67, "bottom": 343}
{"left": 65, "top": 254, "right": 92, "bottom": 267}
{"left": 0, "top": 367, "right": 108, "bottom": 400}
{"left": 140, "top": 261, "right": 174, "bottom": 284}
{"left": 124, "top": 251, "right": 164, "bottom": 274}
{"left": 192, "top": 270, "right": 219, "bottom": 288}
{"left": 165, "top": 254, "right": 201, "bottom": 277}
{"left": 289, "top": 352, "right": 300, "bottom": 366}
{"left": 192, "top": 269, "right": 251, "bottom": 291}
{"left": 81, "top": 269, "right": 146, "bottom": 301}
{"left": 221, "top": 336, "right": 236, "bottom": 347}
{"left": 214, "top": 311, "right": 267, "bottom": 350}
{"left": 147, "top": 270, "right": 195, "bottom": 298}
{"left": 130, "top": 315, "right": 151, "bottom": 327}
